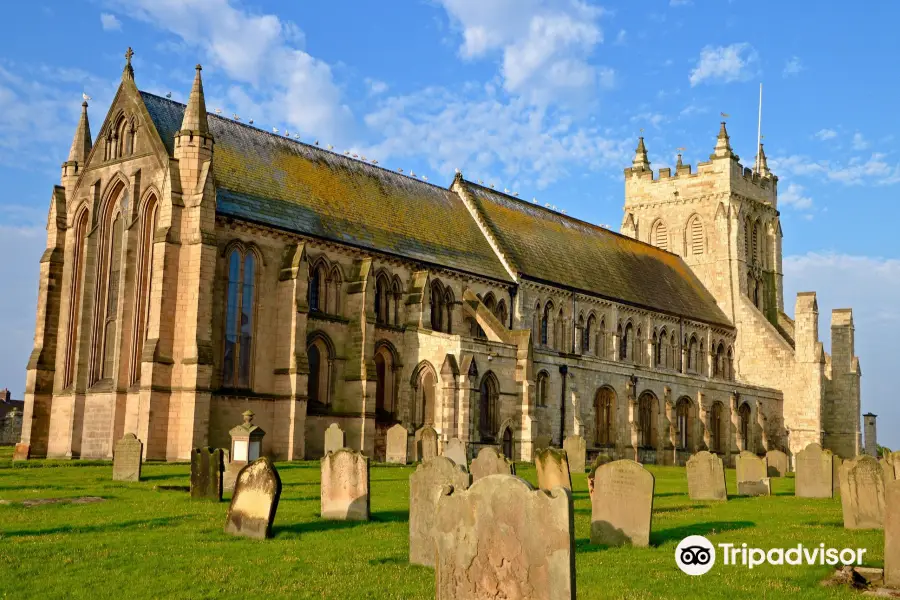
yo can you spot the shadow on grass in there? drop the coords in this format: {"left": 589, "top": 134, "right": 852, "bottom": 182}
{"left": 372, "top": 510, "right": 408, "bottom": 523}
{"left": 650, "top": 520, "right": 755, "bottom": 545}
{"left": 653, "top": 492, "right": 686, "bottom": 498}
{"left": 140, "top": 473, "right": 187, "bottom": 482}
{"left": 274, "top": 519, "right": 368, "bottom": 536}
{"left": 654, "top": 505, "right": 708, "bottom": 514}
{"left": 804, "top": 519, "right": 843, "bottom": 527}
{"left": 3, "top": 515, "right": 191, "bottom": 538}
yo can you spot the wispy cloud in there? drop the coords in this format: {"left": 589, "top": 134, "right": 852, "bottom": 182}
{"left": 771, "top": 153, "right": 900, "bottom": 186}
{"left": 100, "top": 13, "right": 122, "bottom": 31}
{"left": 815, "top": 128, "right": 837, "bottom": 141}
{"left": 689, "top": 43, "right": 758, "bottom": 87}
{"left": 782, "top": 56, "right": 803, "bottom": 78}
{"left": 779, "top": 182, "right": 813, "bottom": 210}
{"left": 852, "top": 132, "right": 869, "bottom": 151}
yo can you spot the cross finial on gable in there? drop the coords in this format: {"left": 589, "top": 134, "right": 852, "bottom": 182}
{"left": 122, "top": 47, "right": 135, "bottom": 81}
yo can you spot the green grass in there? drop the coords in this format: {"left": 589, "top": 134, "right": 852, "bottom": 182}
{"left": 0, "top": 450, "right": 883, "bottom": 599}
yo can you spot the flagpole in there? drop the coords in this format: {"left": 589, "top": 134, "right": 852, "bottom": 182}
{"left": 756, "top": 83, "right": 763, "bottom": 173}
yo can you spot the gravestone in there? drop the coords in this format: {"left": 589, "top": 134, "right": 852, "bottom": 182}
{"left": 795, "top": 443, "right": 834, "bottom": 498}
{"left": 881, "top": 457, "right": 896, "bottom": 484}
{"left": 470, "top": 446, "right": 515, "bottom": 482}
{"left": 190, "top": 447, "right": 224, "bottom": 501}
{"left": 737, "top": 478, "right": 771, "bottom": 496}
{"left": 415, "top": 426, "right": 438, "bottom": 462}
{"left": 587, "top": 454, "right": 613, "bottom": 496}
{"left": 224, "top": 457, "right": 281, "bottom": 539}
{"left": 535, "top": 447, "right": 572, "bottom": 492}
{"left": 766, "top": 449, "right": 789, "bottom": 477}
{"left": 386, "top": 424, "right": 409, "bottom": 464}
{"left": 686, "top": 451, "right": 727, "bottom": 501}
{"left": 321, "top": 449, "right": 370, "bottom": 520}
{"left": 735, "top": 451, "right": 767, "bottom": 483}
{"left": 885, "top": 479, "right": 900, "bottom": 587}
{"left": 113, "top": 433, "right": 143, "bottom": 482}
{"left": 434, "top": 475, "right": 575, "bottom": 599}
{"left": 324, "top": 423, "right": 344, "bottom": 455}
{"left": 563, "top": 435, "right": 586, "bottom": 475}
{"left": 833, "top": 455, "right": 843, "bottom": 494}
{"left": 443, "top": 438, "right": 468, "bottom": 472}
{"left": 590, "top": 459, "right": 655, "bottom": 547}
{"left": 840, "top": 455, "right": 885, "bottom": 530}
{"left": 408, "top": 456, "right": 471, "bottom": 567}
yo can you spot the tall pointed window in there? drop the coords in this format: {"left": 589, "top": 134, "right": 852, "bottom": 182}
{"left": 687, "top": 215, "right": 704, "bottom": 255}
{"left": 223, "top": 247, "right": 256, "bottom": 388}
{"left": 63, "top": 210, "right": 89, "bottom": 388}
{"left": 676, "top": 398, "right": 692, "bottom": 450}
{"left": 651, "top": 220, "right": 669, "bottom": 251}
{"left": 375, "top": 273, "right": 390, "bottom": 325}
{"left": 479, "top": 372, "right": 500, "bottom": 440}
{"left": 595, "top": 387, "right": 615, "bottom": 446}
{"left": 536, "top": 371, "right": 549, "bottom": 407}
{"left": 584, "top": 314, "right": 595, "bottom": 355}
{"left": 541, "top": 302, "right": 552, "bottom": 347}
{"left": 99, "top": 209, "right": 124, "bottom": 380}
{"left": 739, "top": 403, "right": 752, "bottom": 451}
{"left": 711, "top": 402, "right": 724, "bottom": 453}
{"left": 131, "top": 195, "right": 158, "bottom": 383}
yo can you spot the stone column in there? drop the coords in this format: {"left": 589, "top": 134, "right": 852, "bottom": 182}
{"left": 625, "top": 378, "right": 639, "bottom": 461}
{"left": 729, "top": 394, "right": 741, "bottom": 464}
{"left": 340, "top": 258, "right": 377, "bottom": 456}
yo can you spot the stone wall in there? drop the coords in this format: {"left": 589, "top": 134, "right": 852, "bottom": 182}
{"left": 0, "top": 409, "right": 23, "bottom": 445}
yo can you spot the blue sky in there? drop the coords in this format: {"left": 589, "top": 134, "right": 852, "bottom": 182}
{"left": 0, "top": 0, "right": 897, "bottom": 448}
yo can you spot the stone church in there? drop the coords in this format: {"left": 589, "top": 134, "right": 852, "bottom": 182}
{"left": 15, "top": 51, "right": 862, "bottom": 465}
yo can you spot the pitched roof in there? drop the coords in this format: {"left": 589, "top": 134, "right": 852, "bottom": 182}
{"left": 461, "top": 181, "right": 732, "bottom": 327}
{"left": 139, "top": 92, "right": 514, "bottom": 283}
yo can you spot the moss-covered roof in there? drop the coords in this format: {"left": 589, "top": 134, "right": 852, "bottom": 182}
{"left": 462, "top": 181, "right": 732, "bottom": 327}
{"left": 139, "top": 92, "right": 514, "bottom": 283}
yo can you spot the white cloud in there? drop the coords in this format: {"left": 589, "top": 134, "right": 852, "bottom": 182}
{"left": 783, "top": 252, "right": 900, "bottom": 448}
{"left": 670, "top": 0, "right": 693, "bottom": 6}
{"left": 436, "top": 0, "right": 609, "bottom": 105}
{"left": 365, "top": 78, "right": 389, "bottom": 96}
{"left": 782, "top": 56, "right": 802, "bottom": 77}
{"left": 363, "top": 85, "right": 632, "bottom": 190}
{"left": 852, "top": 132, "right": 869, "bottom": 151}
{"left": 108, "top": 0, "right": 353, "bottom": 143}
{"left": 771, "top": 153, "right": 900, "bottom": 186}
{"left": 679, "top": 103, "right": 706, "bottom": 118}
{"left": 614, "top": 29, "right": 627, "bottom": 45}
{"left": 689, "top": 43, "right": 758, "bottom": 87}
{"left": 100, "top": 13, "right": 122, "bottom": 31}
{"left": 815, "top": 128, "right": 837, "bottom": 141}
{"left": 779, "top": 182, "right": 813, "bottom": 210}
{"left": 631, "top": 112, "right": 665, "bottom": 129}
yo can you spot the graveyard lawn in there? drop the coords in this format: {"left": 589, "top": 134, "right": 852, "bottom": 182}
{"left": 0, "top": 450, "right": 884, "bottom": 599}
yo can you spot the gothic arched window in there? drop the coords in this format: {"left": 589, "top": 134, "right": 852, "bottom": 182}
{"left": 651, "top": 220, "right": 669, "bottom": 251}
{"left": 536, "top": 371, "right": 549, "bottom": 407}
{"left": 131, "top": 194, "right": 159, "bottom": 384}
{"left": 307, "top": 334, "right": 333, "bottom": 407}
{"left": 430, "top": 280, "right": 444, "bottom": 332}
{"left": 739, "top": 402, "right": 752, "bottom": 450}
{"left": 711, "top": 402, "right": 724, "bottom": 453}
{"left": 541, "top": 302, "right": 552, "bottom": 347}
{"left": 676, "top": 397, "right": 692, "bottom": 450}
{"left": 584, "top": 314, "right": 595, "bottom": 355}
{"left": 375, "top": 273, "right": 390, "bottom": 325}
{"left": 687, "top": 214, "right": 704, "bottom": 255}
{"left": 638, "top": 392, "right": 657, "bottom": 448}
{"left": 223, "top": 247, "right": 256, "bottom": 388}
{"left": 63, "top": 209, "right": 89, "bottom": 388}
{"left": 595, "top": 387, "right": 615, "bottom": 446}
{"left": 479, "top": 372, "right": 500, "bottom": 441}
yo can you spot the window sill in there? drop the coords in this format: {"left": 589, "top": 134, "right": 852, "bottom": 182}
{"left": 309, "top": 311, "right": 350, "bottom": 325}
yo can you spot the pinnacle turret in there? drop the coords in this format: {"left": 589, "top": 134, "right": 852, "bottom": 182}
{"left": 712, "top": 121, "right": 734, "bottom": 159}
{"left": 67, "top": 101, "right": 91, "bottom": 165}
{"left": 632, "top": 137, "right": 650, "bottom": 171}
{"left": 180, "top": 64, "right": 211, "bottom": 139}
{"left": 122, "top": 47, "right": 134, "bottom": 82}
{"left": 755, "top": 143, "right": 771, "bottom": 177}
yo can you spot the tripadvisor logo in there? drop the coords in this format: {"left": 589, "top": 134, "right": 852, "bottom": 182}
{"left": 676, "top": 535, "right": 868, "bottom": 576}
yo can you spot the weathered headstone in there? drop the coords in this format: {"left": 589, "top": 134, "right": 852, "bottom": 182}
{"left": 224, "top": 457, "right": 281, "bottom": 539}
{"left": 735, "top": 451, "right": 767, "bottom": 483}
{"left": 415, "top": 426, "right": 438, "bottom": 462}
{"left": 443, "top": 438, "right": 468, "bottom": 472}
{"left": 686, "top": 451, "right": 727, "bottom": 501}
{"left": 321, "top": 449, "right": 370, "bottom": 520}
{"left": 884, "top": 479, "right": 900, "bottom": 587}
{"left": 324, "top": 423, "right": 344, "bottom": 455}
{"left": 590, "top": 459, "right": 655, "bottom": 547}
{"left": 386, "top": 424, "right": 409, "bottom": 464}
{"left": 434, "top": 475, "right": 575, "bottom": 599}
{"left": 113, "top": 433, "right": 143, "bottom": 482}
{"left": 587, "top": 454, "right": 613, "bottom": 496}
{"left": 737, "top": 478, "right": 771, "bottom": 496}
{"left": 535, "top": 447, "right": 572, "bottom": 492}
{"left": 563, "top": 435, "right": 587, "bottom": 475}
{"left": 795, "top": 443, "right": 833, "bottom": 498}
{"left": 470, "top": 446, "right": 515, "bottom": 482}
{"left": 766, "top": 449, "right": 789, "bottom": 477}
{"left": 881, "top": 457, "right": 896, "bottom": 484}
{"left": 190, "top": 447, "right": 224, "bottom": 501}
{"left": 408, "top": 456, "right": 470, "bottom": 567}
{"left": 840, "top": 455, "right": 885, "bottom": 530}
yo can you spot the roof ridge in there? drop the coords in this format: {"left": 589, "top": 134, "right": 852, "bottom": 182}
{"left": 463, "top": 178, "right": 681, "bottom": 259}
{"left": 139, "top": 90, "right": 455, "bottom": 194}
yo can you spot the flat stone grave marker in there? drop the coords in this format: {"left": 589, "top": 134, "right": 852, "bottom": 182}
{"left": 113, "top": 433, "right": 143, "bottom": 482}
{"left": 563, "top": 435, "right": 586, "bottom": 474}
{"left": 470, "top": 446, "right": 515, "bottom": 482}
{"left": 535, "top": 447, "right": 571, "bottom": 492}
{"left": 321, "top": 448, "right": 370, "bottom": 520}
{"left": 686, "top": 451, "right": 727, "bottom": 501}
{"left": 737, "top": 478, "right": 771, "bottom": 496}
{"left": 795, "top": 443, "right": 833, "bottom": 498}
{"left": 324, "top": 423, "right": 344, "bottom": 455}
{"left": 885, "top": 479, "right": 900, "bottom": 587}
{"left": 434, "top": 474, "right": 575, "bottom": 599}
{"left": 224, "top": 457, "right": 281, "bottom": 539}
{"left": 840, "top": 455, "right": 885, "bottom": 530}
{"left": 590, "top": 459, "right": 654, "bottom": 547}
{"left": 191, "top": 447, "right": 224, "bottom": 501}
{"left": 766, "top": 449, "right": 788, "bottom": 477}
{"left": 408, "top": 456, "right": 471, "bottom": 567}
{"left": 442, "top": 438, "right": 468, "bottom": 472}
{"left": 386, "top": 424, "right": 409, "bottom": 464}
{"left": 415, "top": 426, "right": 438, "bottom": 462}
{"left": 735, "top": 451, "right": 767, "bottom": 483}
